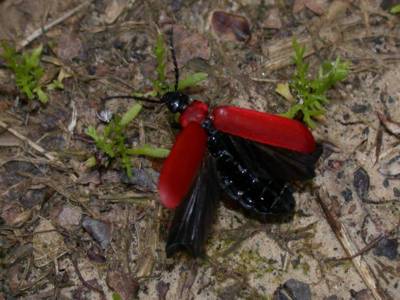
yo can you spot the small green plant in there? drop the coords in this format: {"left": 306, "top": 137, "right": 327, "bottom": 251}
{"left": 390, "top": 4, "right": 400, "bottom": 14}
{"left": 278, "top": 39, "right": 349, "bottom": 128}
{"left": 1, "top": 42, "right": 62, "bottom": 103}
{"left": 86, "top": 103, "right": 169, "bottom": 177}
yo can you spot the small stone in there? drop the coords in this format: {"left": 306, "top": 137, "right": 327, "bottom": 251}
{"left": 121, "top": 168, "right": 157, "bottom": 191}
{"left": 274, "top": 279, "right": 311, "bottom": 300}
{"left": 171, "top": 25, "right": 211, "bottom": 67}
{"left": 82, "top": 216, "right": 112, "bottom": 249}
{"left": 211, "top": 11, "right": 251, "bottom": 43}
{"left": 57, "top": 205, "right": 82, "bottom": 229}
{"left": 56, "top": 32, "right": 84, "bottom": 61}
{"left": 353, "top": 168, "right": 369, "bottom": 201}
{"left": 373, "top": 238, "right": 398, "bottom": 260}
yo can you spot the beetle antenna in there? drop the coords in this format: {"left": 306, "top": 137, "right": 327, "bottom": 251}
{"left": 168, "top": 27, "right": 179, "bottom": 92}
{"left": 101, "top": 95, "right": 161, "bottom": 104}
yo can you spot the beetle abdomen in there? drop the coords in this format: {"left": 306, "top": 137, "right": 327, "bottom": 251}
{"left": 207, "top": 129, "right": 295, "bottom": 219}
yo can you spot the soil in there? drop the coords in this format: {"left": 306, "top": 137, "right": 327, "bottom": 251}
{"left": 0, "top": 0, "right": 399, "bottom": 299}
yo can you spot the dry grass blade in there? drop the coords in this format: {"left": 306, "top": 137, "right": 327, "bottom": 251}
{"left": 135, "top": 204, "right": 161, "bottom": 277}
{"left": 0, "top": 119, "right": 55, "bottom": 161}
{"left": 18, "top": 0, "right": 94, "bottom": 50}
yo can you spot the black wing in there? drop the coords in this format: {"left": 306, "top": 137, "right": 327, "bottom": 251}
{"left": 208, "top": 131, "right": 321, "bottom": 221}
{"left": 166, "top": 155, "right": 220, "bottom": 257}
{"left": 228, "top": 134, "right": 322, "bottom": 182}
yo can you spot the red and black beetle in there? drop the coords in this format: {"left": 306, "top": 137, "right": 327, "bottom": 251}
{"left": 103, "top": 29, "right": 321, "bottom": 257}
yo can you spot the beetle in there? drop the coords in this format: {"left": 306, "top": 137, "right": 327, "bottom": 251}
{"left": 102, "top": 29, "right": 321, "bottom": 257}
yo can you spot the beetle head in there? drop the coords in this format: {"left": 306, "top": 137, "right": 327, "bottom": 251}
{"left": 161, "top": 91, "right": 189, "bottom": 113}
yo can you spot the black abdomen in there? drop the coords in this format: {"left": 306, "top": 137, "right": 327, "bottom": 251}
{"left": 207, "top": 130, "right": 295, "bottom": 220}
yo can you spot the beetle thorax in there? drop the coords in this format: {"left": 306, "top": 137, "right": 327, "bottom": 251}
{"left": 179, "top": 100, "right": 209, "bottom": 128}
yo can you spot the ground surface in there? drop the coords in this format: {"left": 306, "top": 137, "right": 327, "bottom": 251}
{"left": 0, "top": 0, "right": 399, "bottom": 299}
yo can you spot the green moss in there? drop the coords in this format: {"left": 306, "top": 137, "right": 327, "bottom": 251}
{"left": 235, "top": 249, "right": 279, "bottom": 278}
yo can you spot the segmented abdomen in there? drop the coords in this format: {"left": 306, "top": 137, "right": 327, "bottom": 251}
{"left": 206, "top": 129, "right": 295, "bottom": 219}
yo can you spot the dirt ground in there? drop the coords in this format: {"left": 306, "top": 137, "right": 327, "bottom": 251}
{"left": 0, "top": 0, "right": 399, "bottom": 299}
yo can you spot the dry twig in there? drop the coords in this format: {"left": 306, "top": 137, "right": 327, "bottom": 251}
{"left": 0, "top": 120, "right": 55, "bottom": 161}
{"left": 18, "top": 0, "right": 93, "bottom": 50}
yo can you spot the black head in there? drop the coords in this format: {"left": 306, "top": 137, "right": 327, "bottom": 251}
{"left": 161, "top": 91, "right": 189, "bottom": 113}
